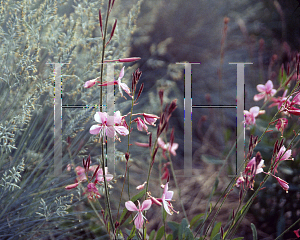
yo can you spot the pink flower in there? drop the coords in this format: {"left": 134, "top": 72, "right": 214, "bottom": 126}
{"left": 244, "top": 106, "right": 265, "bottom": 125}
{"left": 275, "top": 176, "right": 289, "bottom": 193}
{"left": 98, "top": 67, "right": 132, "bottom": 99}
{"left": 136, "top": 181, "right": 147, "bottom": 190}
{"left": 89, "top": 111, "right": 129, "bottom": 139}
{"left": 148, "top": 182, "right": 179, "bottom": 215}
{"left": 236, "top": 175, "right": 245, "bottom": 188}
{"left": 160, "top": 182, "right": 178, "bottom": 215}
{"left": 84, "top": 78, "right": 99, "bottom": 88}
{"left": 275, "top": 118, "right": 288, "bottom": 135}
{"left": 245, "top": 157, "right": 265, "bottom": 175}
{"left": 134, "top": 117, "right": 148, "bottom": 133}
{"left": 273, "top": 146, "right": 292, "bottom": 173}
{"left": 125, "top": 200, "right": 152, "bottom": 229}
{"left": 157, "top": 137, "right": 178, "bottom": 159}
{"left": 269, "top": 90, "right": 291, "bottom": 111}
{"left": 254, "top": 80, "right": 276, "bottom": 102}
{"left": 236, "top": 153, "right": 264, "bottom": 190}
{"left": 96, "top": 168, "right": 113, "bottom": 182}
{"left": 142, "top": 113, "right": 159, "bottom": 126}
{"left": 161, "top": 163, "right": 170, "bottom": 180}
{"left": 294, "top": 229, "right": 300, "bottom": 238}
{"left": 83, "top": 182, "right": 101, "bottom": 200}
{"left": 65, "top": 182, "right": 79, "bottom": 190}
{"left": 284, "top": 91, "right": 300, "bottom": 116}
{"left": 116, "top": 67, "right": 132, "bottom": 99}
{"left": 74, "top": 166, "right": 88, "bottom": 182}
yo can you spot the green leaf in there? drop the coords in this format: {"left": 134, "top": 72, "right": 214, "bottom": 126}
{"left": 178, "top": 218, "right": 189, "bottom": 240}
{"left": 210, "top": 222, "right": 222, "bottom": 240}
{"left": 232, "top": 237, "right": 244, "bottom": 240}
{"left": 128, "top": 226, "right": 136, "bottom": 240}
{"left": 190, "top": 213, "right": 205, "bottom": 228}
{"left": 149, "top": 230, "right": 156, "bottom": 240}
{"left": 166, "top": 234, "right": 173, "bottom": 240}
{"left": 202, "top": 154, "right": 224, "bottom": 165}
{"left": 183, "top": 227, "right": 194, "bottom": 240}
{"left": 251, "top": 223, "right": 257, "bottom": 240}
{"left": 156, "top": 226, "right": 165, "bottom": 240}
{"left": 279, "top": 67, "right": 287, "bottom": 86}
{"left": 211, "top": 233, "right": 221, "bottom": 240}
{"left": 119, "top": 189, "right": 146, "bottom": 226}
{"left": 168, "top": 221, "right": 179, "bottom": 239}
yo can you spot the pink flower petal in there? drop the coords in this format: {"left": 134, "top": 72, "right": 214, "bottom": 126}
{"left": 120, "top": 83, "right": 132, "bottom": 97}
{"left": 249, "top": 106, "right": 260, "bottom": 117}
{"left": 119, "top": 67, "right": 125, "bottom": 79}
{"left": 125, "top": 201, "right": 138, "bottom": 212}
{"left": 89, "top": 125, "right": 102, "bottom": 135}
{"left": 141, "top": 199, "right": 152, "bottom": 211}
{"left": 253, "top": 93, "right": 265, "bottom": 101}
{"left": 114, "top": 111, "right": 122, "bottom": 124}
{"left": 134, "top": 212, "right": 144, "bottom": 229}
{"left": 265, "top": 80, "right": 274, "bottom": 91}
{"left": 157, "top": 137, "right": 166, "bottom": 149}
{"left": 65, "top": 182, "right": 79, "bottom": 190}
{"left": 114, "top": 126, "right": 129, "bottom": 136}
{"left": 163, "top": 198, "right": 171, "bottom": 215}
{"left": 95, "top": 112, "right": 107, "bottom": 124}
{"left": 106, "top": 126, "right": 115, "bottom": 138}
{"left": 256, "top": 84, "right": 266, "bottom": 92}
{"left": 165, "top": 191, "right": 174, "bottom": 201}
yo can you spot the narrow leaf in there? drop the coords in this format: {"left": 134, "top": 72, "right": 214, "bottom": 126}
{"left": 156, "top": 226, "right": 165, "bottom": 240}
{"left": 251, "top": 223, "right": 257, "bottom": 240}
{"left": 190, "top": 213, "right": 205, "bottom": 228}
{"left": 210, "top": 222, "right": 222, "bottom": 240}
{"left": 149, "top": 230, "right": 155, "bottom": 240}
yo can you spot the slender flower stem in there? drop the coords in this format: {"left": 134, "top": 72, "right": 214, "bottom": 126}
{"left": 126, "top": 88, "right": 137, "bottom": 199}
{"left": 98, "top": 1, "right": 116, "bottom": 236}
{"left": 275, "top": 217, "right": 300, "bottom": 240}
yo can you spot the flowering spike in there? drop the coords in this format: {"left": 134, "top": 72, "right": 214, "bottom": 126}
{"left": 119, "top": 57, "right": 141, "bottom": 62}
{"left": 220, "top": 227, "right": 224, "bottom": 239}
{"left": 151, "top": 147, "right": 158, "bottom": 167}
{"left": 82, "top": 157, "right": 86, "bottom": 169}
{"left": 106, "top": 19, "right": 117, "bottom": 47}
{"left": 125, "top": 152, "right": 130, "bottom": 162}
{"left": 159, "top": 89, "right": 164, "bottom": 106}
{"left": 149, "top": 133, "right": 152, "bottom": 149}
{"left": 275, "top": 176, "right": 289, "bottom": 193}
{"left": 168, "top": 99, "right": 177, "bottom": 116}
{"left": 134, "top": 83, "right": 144, "bottom": 104}
{"left": 99, "top": 9, "right": 103, "bottom": 38}
{"left": 239, "top": 189, "right": 247, "bottom": 202}
{"left": 170, "top": 127, "right": 175, "bottom": 147}
{"left": 87, "top": 155, "right": 91, "bottom": 170}
{"left": 91, "top": 165, "right": 100, "bottom": 180}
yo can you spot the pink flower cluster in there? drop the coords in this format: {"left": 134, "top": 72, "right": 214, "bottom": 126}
{"left": 248, "top": 78, "right": 300, "bottom": 135}
{"left": 236, "top": 146, "right": 293, "bottom": 193}
{"left": 236, "top": 152, "right": 265, "bottom": 190}
{"left": 65, "top": 156, "right": 113, "bottom": 200}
